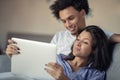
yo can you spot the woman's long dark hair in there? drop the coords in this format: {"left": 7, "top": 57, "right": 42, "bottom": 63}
{"left": 65, "top": 25, "right": 112, "bottom": 71}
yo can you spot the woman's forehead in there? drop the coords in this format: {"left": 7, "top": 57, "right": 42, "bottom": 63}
{"left": 78, "top": 31, "right": 92, "bottom": 39}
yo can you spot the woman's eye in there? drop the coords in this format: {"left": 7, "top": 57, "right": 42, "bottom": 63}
{"left": 84, "top": 42, "right": 88, "bottom": 44}
{"left": 76, "top": 39, "right": 80, "bottom": 41}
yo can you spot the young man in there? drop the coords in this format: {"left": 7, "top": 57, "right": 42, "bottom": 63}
{"left": 6, "top": 0, "right": 120, "bottom": 56}
{"left": 50, "top": 0, "right": 120, "bottom": 55}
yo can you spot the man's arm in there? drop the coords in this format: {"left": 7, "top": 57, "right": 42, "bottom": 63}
{"left": 109, "top": 34, "right": 120, "bottom": 43}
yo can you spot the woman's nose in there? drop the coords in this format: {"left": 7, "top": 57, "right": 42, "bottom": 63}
{"left": 77, "top": 41, "right": 81, "bottom": 47}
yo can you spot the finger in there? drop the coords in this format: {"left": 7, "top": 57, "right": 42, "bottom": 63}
{"left": 48, "top": 62, "right": 62, "bottom": 69}
{"left": 7, "top": 44, "right": 18, "bottom": 51}
{"left": 44, "top": 68, "right": 55, "bottom": 78}
{"left": 6, "top": 44, "right": 20, "bottom": 55}
{"left": 46, "top": 62, "right": 57, "bottom": 69}
{"left": 6, "top": 49, "right": 18, "bottom": 55}
{"left": 11, "top": 44, "right": 20, "bottom": 50}
{"left": 6, "top": 46, "right": 19, "bottom": 55}
{"left": 7, "top": 40, "right": 20, "bottom": 53}
{"left": 47, "top": 62, "right": 57, "bottom": 67}
{"left": 8, "top": 39, "right": 17, "bottom": 44}
{"left": 7, "top": 44, "right": 20, "bottom": 51}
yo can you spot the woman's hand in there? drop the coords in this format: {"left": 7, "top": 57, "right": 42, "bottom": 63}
{"left": 45, "top": 62, "right": 70, "bottom": 80}
{"left": 5, "top": 39, "right": 20, "bottom": 57}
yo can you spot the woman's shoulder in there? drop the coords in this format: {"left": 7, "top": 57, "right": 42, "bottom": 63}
{"left": 75, "top": 66, "right": 105, "bottom": 80}
{"left": 84, "top": 67, "right": 106, "bottom": 79}
{"left": 57, "top": 54, "right": 68, "bottom": 63}
{"left": 57, "top": 54, "right": 67, "bottom": 60}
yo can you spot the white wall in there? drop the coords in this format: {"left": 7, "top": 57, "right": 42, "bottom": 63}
{"left": 87, "top": 0, "right": 120, "bottom": 33}
{"left": 0, "top": 0, "right": 63, "bottom": 49}
{"left": 0, "top": 0, "right": 120, "bottom": 49}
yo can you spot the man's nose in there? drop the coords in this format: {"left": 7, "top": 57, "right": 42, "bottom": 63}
{"left": 66, "top": 21, "right": 71, "bottom": 28}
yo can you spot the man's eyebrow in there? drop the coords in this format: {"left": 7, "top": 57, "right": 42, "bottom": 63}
{"left": 60, "top": 15, "right": 74, "bottom": 21}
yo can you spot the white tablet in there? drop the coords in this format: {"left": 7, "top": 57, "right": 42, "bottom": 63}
{"left": 11, "top": 37, "right": 57, "bottom": 80}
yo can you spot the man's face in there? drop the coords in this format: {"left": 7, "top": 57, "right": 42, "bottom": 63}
{"left": 59, "top": 6, "right": 86, "bottom": 35}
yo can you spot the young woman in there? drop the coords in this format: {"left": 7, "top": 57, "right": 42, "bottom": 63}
{"left": 45, "top": 25, "right": 111, "bottom": 80}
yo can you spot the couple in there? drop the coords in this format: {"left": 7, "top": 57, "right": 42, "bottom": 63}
{"left": 6, "top": 0, "right": 120, "bottom": 80}
{"left": 6, "top": 25, "right": 111, "bottom": 80}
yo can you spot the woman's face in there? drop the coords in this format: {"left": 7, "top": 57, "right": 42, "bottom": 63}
{"left": 73, "top": 30, "right": 93, "bottom": 59}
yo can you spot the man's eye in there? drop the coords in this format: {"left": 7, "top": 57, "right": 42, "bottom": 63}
{"left": 61, "top": 20, "right": 66, "bottom": 23}
{"left": 62, "top": 21, "right": 65, "bottom": 23}
{"left": 69, "top": 16, "right": 74, "bottom": 20}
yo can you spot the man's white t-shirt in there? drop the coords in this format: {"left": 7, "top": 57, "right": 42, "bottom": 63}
{"left": 51, "top": 30, "right": 113, "bottom": 55}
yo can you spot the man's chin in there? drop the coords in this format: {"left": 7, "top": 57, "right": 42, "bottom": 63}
{"left": 71, "top": 32, "right": 77, "bottom": 36}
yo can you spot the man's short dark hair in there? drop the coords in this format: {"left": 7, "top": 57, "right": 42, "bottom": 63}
{"left": 50, "top": 0, "right": 90, "bottom": 19}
